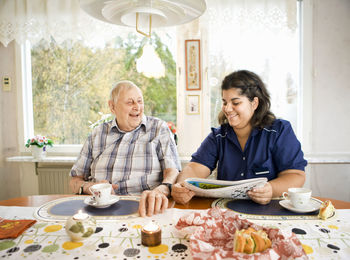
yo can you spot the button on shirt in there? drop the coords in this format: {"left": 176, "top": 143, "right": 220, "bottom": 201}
{"left": 70, "top": 115, "right": 181, "bottom": 195}
{"left": 191, "top": 119, "right": 307, "bottom": 181}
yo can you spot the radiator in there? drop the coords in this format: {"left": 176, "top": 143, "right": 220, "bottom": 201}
{"left": 37, "top": 167, "right": 71, "bottom": 195}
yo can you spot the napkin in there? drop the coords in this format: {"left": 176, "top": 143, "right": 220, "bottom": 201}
{"left": 0, "top": 218, "right": 37, "bottom": 239}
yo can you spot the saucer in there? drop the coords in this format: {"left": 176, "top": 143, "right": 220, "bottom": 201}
{"left": 84, "top": 195, "right": 119, "bottom": 208}
{"left": 279, "top": 198, "right": 322, "bottom": 213}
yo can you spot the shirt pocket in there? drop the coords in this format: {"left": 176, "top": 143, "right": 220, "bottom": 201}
{"left": 251, "top": 158, "right": 273, "bottom": 177}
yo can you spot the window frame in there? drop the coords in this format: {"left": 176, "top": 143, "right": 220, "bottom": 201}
{"left": 16, "top": 41, "right": 83, "bottom": 155}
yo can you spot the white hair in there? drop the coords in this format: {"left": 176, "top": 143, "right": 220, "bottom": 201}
{"left": 109, "top": 80, "right": 141, "bottom": 103}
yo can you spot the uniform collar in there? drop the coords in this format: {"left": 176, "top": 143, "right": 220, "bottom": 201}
{"left": 225, "top": 124, "right": 260, "bottom": 151}
{"left": 251, "top": 127, "right": 260, "bottom": 136}
{"left": 225, "top": 124, "right": 260, "bottom": 138}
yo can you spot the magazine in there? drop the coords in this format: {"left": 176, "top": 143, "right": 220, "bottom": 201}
{"left": 183, "top": 177, "right": 268, "bottom": 199}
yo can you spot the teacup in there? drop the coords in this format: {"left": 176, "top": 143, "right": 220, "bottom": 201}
{"left": 282, "top": 187, "right": 312, "bottom": 209}
{"left": 89, "top": 183, "right": 112, "bottom": 205}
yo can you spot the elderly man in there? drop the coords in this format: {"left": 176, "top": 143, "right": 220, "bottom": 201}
{"left": 70, "top": 80, "right": 181, "bottom": 217}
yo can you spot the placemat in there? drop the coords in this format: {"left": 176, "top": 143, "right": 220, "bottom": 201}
{"left": 34, "top": 196, "right": 140, "bottom": 222}
{"left": 212, "top": 198, "right": 335, "bottom": 220}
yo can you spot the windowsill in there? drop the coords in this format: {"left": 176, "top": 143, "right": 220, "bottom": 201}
{"left": 305, "top": 154, "right": 350, "bottom": 164}
{"left": 6, "top": 155, "right": 350, "bottom": 164}
{"left": 6, "top": 155, "right": 193, "bottom": 164}
{"left": 6, "top": 155, "right": 77, "bottom": 163}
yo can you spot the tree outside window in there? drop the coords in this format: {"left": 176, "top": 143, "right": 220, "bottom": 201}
{"left": 31, "top": 33, "right": 176, "bottom": 144}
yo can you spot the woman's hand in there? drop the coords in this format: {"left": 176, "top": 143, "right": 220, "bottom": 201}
{"left": 171, "top": 183, "right": 196, "bottom": 205}
{"left": 247, "top": 182, "right": 273, "bottom": 205}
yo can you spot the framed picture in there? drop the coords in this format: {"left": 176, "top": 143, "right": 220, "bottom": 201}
{"left": 185, "top": 39, "right": 201, "bottom": 90}
{"left": 186, "top": 95, "right": 200, "bottom": 115}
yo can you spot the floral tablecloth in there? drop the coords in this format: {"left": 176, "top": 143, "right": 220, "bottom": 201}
{"left": 0, "top": 206, "right": 350, "bottom": 259}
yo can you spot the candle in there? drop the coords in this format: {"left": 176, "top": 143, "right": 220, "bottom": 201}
{"left": 141, "top": 221, "right": 161, "bottom": 247}
{"left": 65, "top": 210, "right": 96, "bottom": 242}
{"left": 73, "top": 210, "right": 88, "bottom": 220}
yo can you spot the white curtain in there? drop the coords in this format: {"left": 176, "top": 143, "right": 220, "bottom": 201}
{"left": 0, "top": 0, "right": 126, "bottom": 47}
{"left": 1, "top": 0, "right": 300, "bottom": 131}
{"left": 201, "top": 0, "right": 299, "bottom": 129}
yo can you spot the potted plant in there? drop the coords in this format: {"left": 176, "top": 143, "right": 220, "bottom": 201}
{"left": 167, "top": 121, "right": 177, "bottom": 145}
{"left": 25, "top": 135, "right": 53, "bottom": 159}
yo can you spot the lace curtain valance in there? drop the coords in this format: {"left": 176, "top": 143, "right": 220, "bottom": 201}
{"left": 0, "top": 0, "right": 127, "bottom": 47}
{"left": 0, "top": 0, "right": 297, "bottom": 48}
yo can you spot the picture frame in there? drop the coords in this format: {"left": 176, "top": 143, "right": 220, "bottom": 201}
{"left": 186, "top": 95, "right": 200, "bottom": 115}
{"left": 185, "top": 39, "right": 201, "bottom": 91}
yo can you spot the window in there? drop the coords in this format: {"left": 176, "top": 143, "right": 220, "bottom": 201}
{"left": 22, "top": 31, "right": 176, "bottom": 146}
{"left": 15, "top": 0, "right": 302, "bottom": 156}
{"left": 206, "top": 0, "right": 301, "bottom": 135}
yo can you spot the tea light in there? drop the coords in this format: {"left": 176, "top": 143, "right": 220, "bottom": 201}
{"left": 73, "top": 210, "right": 88, "bottom": 220}
{"left": 65, "top": 210, "right": 96, "bottom": 242}
{"left": 141, "top": 222, "right": 161, "bottom": 247}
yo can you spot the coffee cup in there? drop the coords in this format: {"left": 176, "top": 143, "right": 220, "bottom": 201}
{"left": 282, "top": 187, "right": 312, "bottom": 209}
{"left": 89, "top": 183, "right": 112, "bottom": 205}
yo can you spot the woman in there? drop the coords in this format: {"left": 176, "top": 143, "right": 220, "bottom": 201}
{"left": 172, "top": 70, "right": 307, "bottom": 205}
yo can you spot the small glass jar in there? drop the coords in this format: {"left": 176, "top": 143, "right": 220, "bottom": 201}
{"left": 65, "top": 210, "right": 96, "bottom": 242}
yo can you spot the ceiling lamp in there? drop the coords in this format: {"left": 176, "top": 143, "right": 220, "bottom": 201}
{"left": 80, "top": 0, "right": 207, "bottom": 37}
{"left": 136, "top": 44, "right": 165, "bottom": 78}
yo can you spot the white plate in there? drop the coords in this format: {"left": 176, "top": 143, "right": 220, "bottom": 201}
{"left": 279, "top": 198, "right": 322, "bottom": 213}
{"left": 84, "top": 195, "right": 119, "bottom": 208}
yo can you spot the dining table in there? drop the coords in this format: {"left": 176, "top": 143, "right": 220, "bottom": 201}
{"left": 0, "top": 194, "right": 349, "bottom": 259}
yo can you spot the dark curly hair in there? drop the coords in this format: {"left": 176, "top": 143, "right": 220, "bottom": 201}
{"left": 218, "top": 70, "right": 276, "bottom": 129}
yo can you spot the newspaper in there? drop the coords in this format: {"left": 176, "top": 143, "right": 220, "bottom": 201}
{"left": 184, "top": 177, "right": 268, "bottom": 199}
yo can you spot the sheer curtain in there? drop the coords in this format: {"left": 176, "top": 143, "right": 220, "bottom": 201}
{"left": 0, "top": 0, "right": 127, "bottom": 47}
{"left": 201, "top": 0, "right": 300, "bottom": 131}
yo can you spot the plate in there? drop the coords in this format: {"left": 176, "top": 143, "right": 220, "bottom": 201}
{"left": 279, "top": 198, "right": 322, "bottom": 213}
{"left": 84, "top": 195, "right": 119, "bottom": 208}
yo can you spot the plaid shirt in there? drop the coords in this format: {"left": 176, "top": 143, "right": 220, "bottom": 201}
{"left": 70, "top": 115, "right": 181, "bottom": 195}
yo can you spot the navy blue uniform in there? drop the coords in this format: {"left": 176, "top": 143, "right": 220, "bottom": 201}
{"left": 191, "top": 119, "right": 307, "bottom": 181}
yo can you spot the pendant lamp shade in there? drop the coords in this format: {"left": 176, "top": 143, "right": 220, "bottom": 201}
{"left": 80, "top": 0, "right": 206, "bottom": 34}
{"left": 136, "top": 44, "right": 165, "bottom": 78}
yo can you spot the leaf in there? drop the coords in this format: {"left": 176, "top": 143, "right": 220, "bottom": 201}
{"left": 82, "top": 227, "right": 94, "bottom": 238}
{"left": 69, "top": 222, "right": 84, "bottom": 233}
{"left": 68, "top": 224, "right": 80, "bottom": 233}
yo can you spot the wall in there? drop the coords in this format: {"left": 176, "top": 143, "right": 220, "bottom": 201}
{"left": 0, "top": 42, "right": 22, "bottom": 200}
{"left": 312, "top": 0, "right": 350, "bottom": 154}
{"left": 303, "top": 0, "right": 350, "bottom": 201}
{"left": 176, "top": 19, "right": 211, "bottom": 158}
{"left": 0, "top": 0, "right": 349, "bottom": 201}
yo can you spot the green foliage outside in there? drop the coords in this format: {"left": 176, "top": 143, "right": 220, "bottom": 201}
{"left": 31, "top": 33, "right": 177, "bottom": 144}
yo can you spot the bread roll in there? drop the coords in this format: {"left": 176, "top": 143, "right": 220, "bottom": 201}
{"left": 318, "top": 200, "right": 335, "bottom": 220}
{"left": 233, "top": 228, "right": 271, "bottom": 254}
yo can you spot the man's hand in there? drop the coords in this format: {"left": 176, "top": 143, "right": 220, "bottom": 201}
{"left": 171, "top": 183, "right": 196, "bottom": 205}
{"left": 138, "top": 189, "right": 169, "bottom": 217}
{"left": 247, "top": 182, "right": 273, "bottom": 205}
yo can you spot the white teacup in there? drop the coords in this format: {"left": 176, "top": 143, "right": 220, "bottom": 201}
{"left": 89, "top": 183, "right": 112, "bottom": 205}
{"left": 282, "top": 188, "right": 312, "bottom": 209}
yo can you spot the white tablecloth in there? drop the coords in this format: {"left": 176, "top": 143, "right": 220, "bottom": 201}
{"left": 0, "top": 206, "right": 350, "bottom": 259}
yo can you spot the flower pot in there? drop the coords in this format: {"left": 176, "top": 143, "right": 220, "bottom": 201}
{"left": 31, "top": 146, "right": 46, "bottom": 159}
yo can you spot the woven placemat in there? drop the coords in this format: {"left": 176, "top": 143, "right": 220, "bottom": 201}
{"left": 34, "top": 195, "right": 140, "bottom": 222}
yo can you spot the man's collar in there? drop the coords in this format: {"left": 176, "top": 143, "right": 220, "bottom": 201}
{"left": 110, "top": 115, "right": 147, "bottom": 133}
